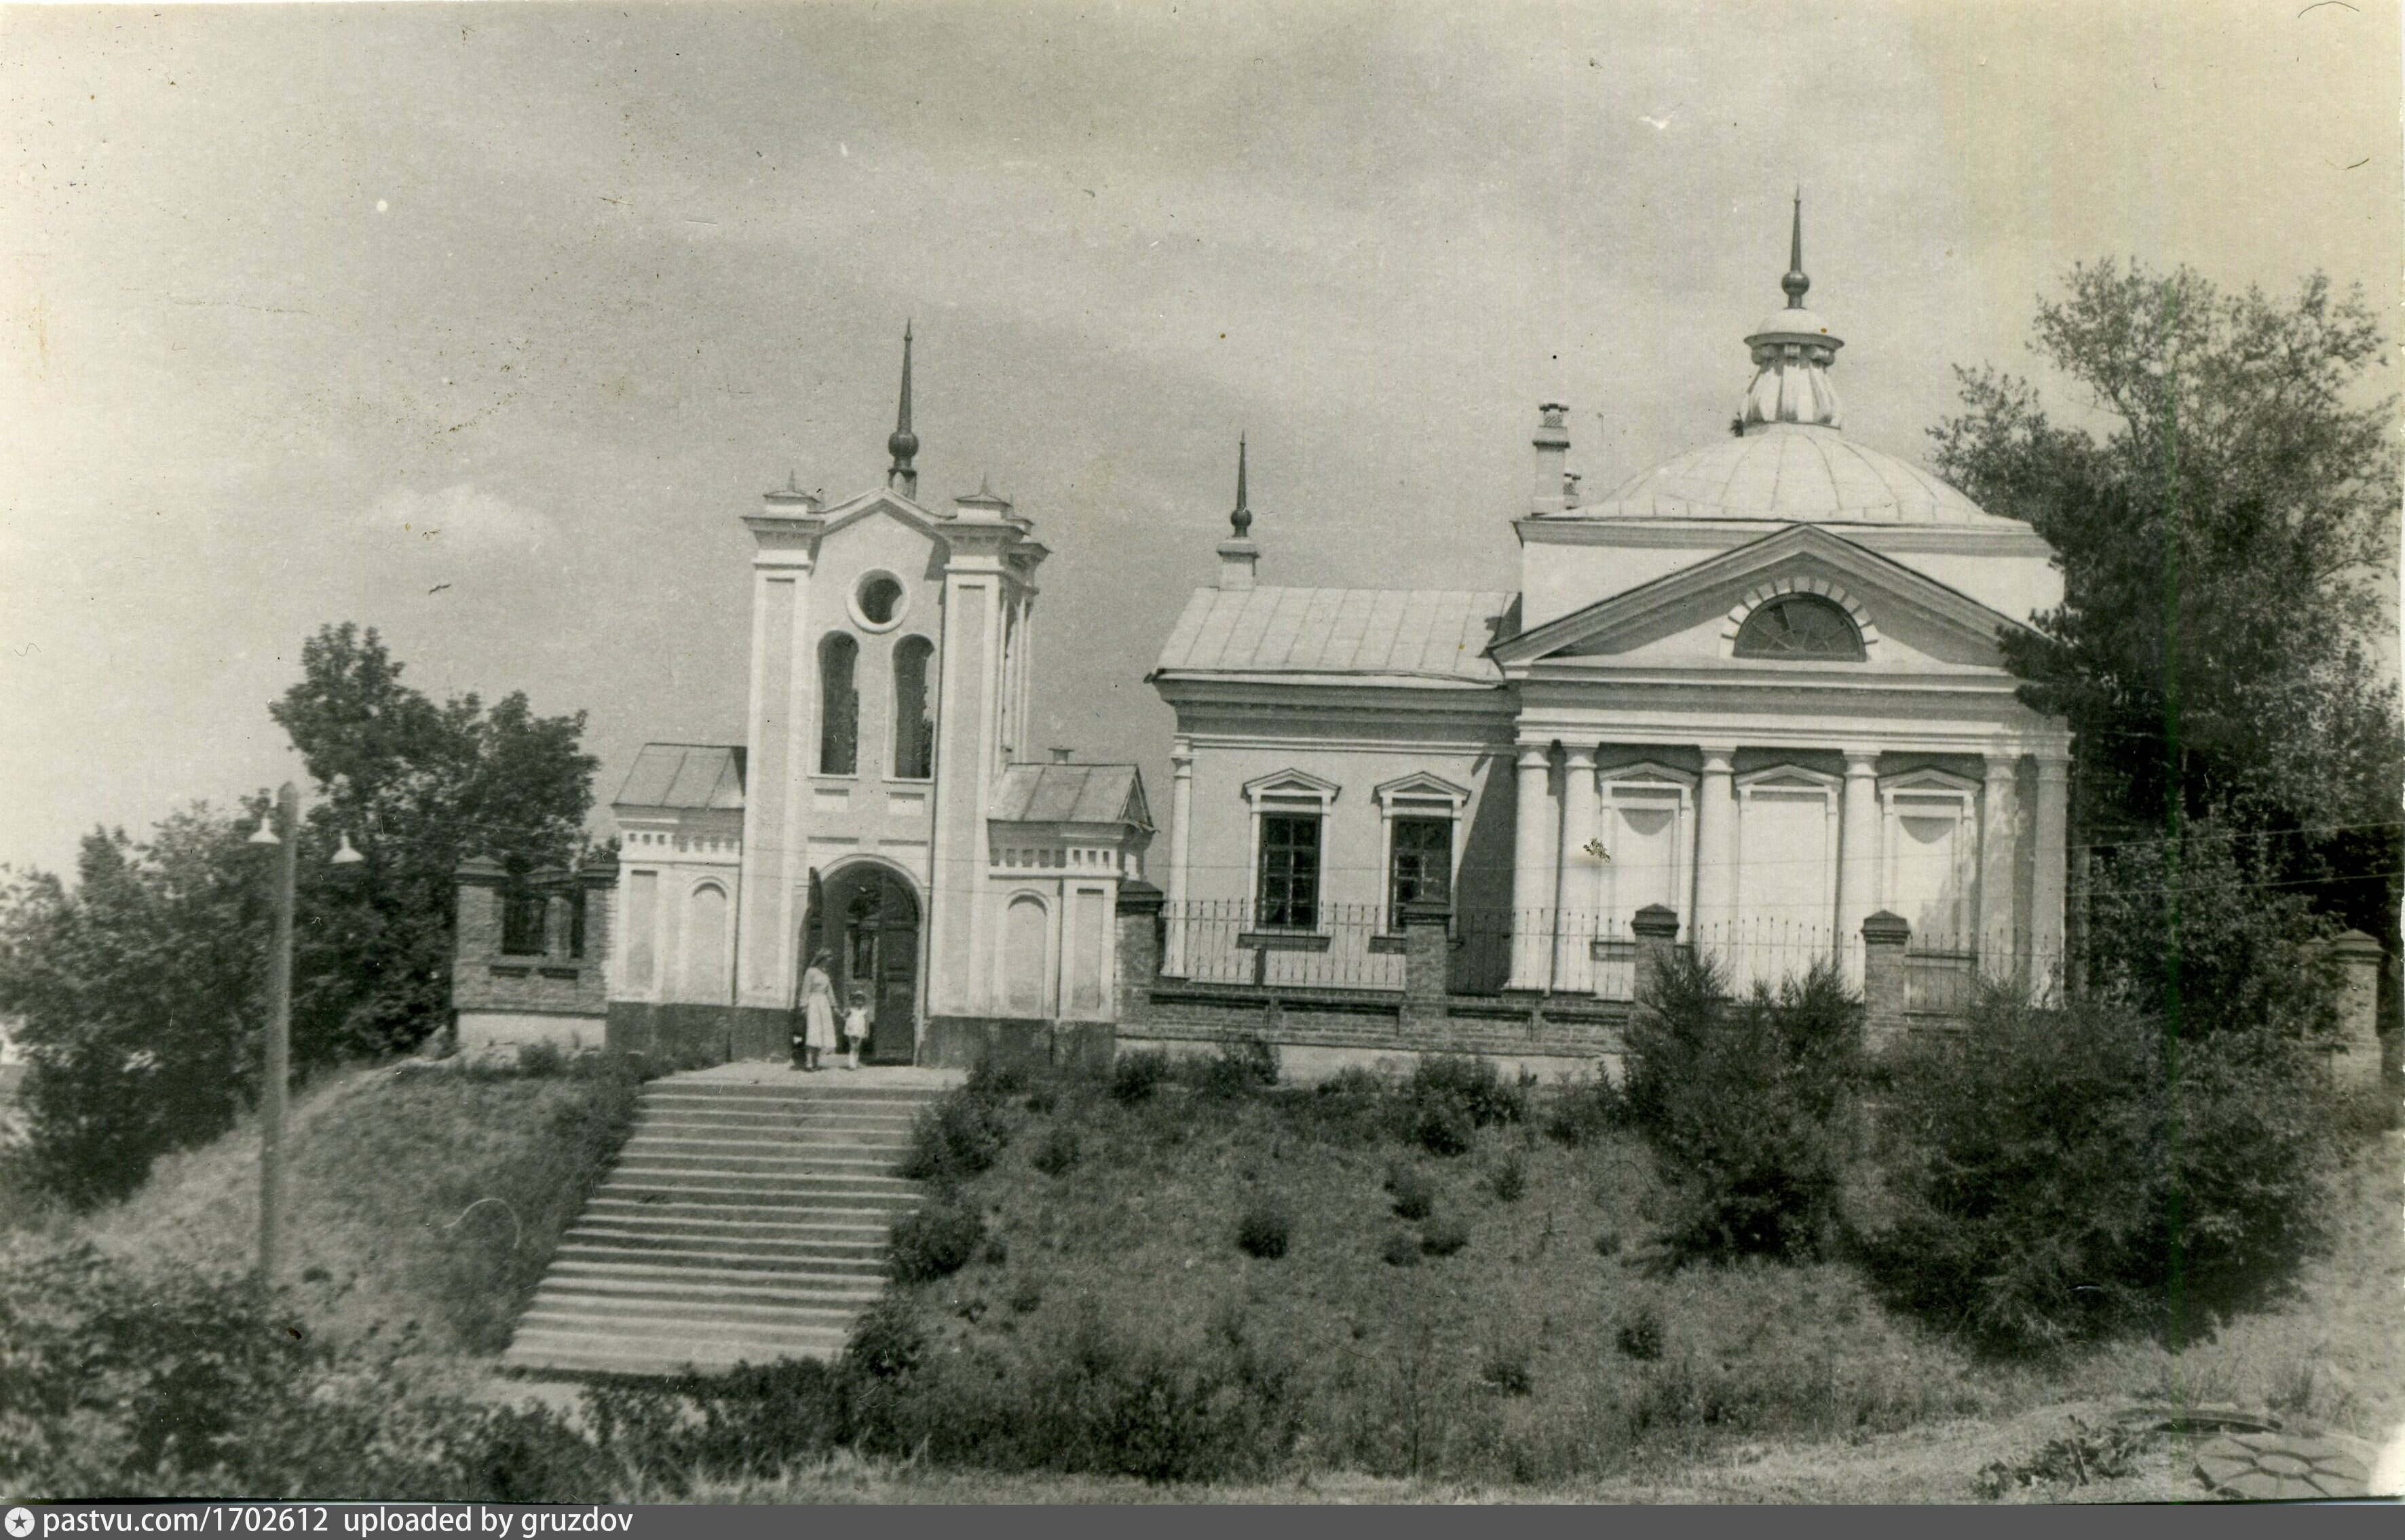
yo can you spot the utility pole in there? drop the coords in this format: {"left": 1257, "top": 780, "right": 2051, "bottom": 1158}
{"left": 259, "top": 781, "right": 297, "bottom": 1287}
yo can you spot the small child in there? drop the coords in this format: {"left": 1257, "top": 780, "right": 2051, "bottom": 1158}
{"left": 841, "top": 988, "right": 871, "bottom": 1071}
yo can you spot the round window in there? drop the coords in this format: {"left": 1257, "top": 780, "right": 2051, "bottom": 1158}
{"left": 852, "top": 573, "right": 906, "bottom": 630}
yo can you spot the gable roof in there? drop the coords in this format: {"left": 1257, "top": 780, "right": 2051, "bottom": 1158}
{"left": 615, "top": 744, "right": 746, "bottom": 811}
{"left": 989, "top": 763, "right": 1152, "bottom": 830}
{"left": 1490, "top": 522, "right": 2037, "bottom": 666}
{"left": 1152, "top": 587, "right": 1514, "bottom": 687}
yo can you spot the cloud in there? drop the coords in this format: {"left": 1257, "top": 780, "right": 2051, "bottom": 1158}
{"left": 364, "top": 483, "right": 556, "bottom": 554}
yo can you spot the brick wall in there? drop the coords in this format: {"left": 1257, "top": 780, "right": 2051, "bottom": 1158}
{"left": 453, "top": 854, "right": 615, "bottom": 1022}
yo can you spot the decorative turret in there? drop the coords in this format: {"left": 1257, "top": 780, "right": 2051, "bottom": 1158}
{"left": 1217, "top": 436, "right": 1258, "bottom": 591}
{"left": 887, "top": 322, "right": 920, "bottom": 497}
{"left": 1739, "top": 193, "right": 1844, "bottom": 431}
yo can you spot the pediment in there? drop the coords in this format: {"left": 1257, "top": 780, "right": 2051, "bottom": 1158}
{"left": 1243, "top": 768, "right": 1341, "bottom": 806}
{"left": 816, "top": 488, "right": 953, "bottom": 541}
{"left": 1491, "top": 524, "right": 2034, "bottom": 671}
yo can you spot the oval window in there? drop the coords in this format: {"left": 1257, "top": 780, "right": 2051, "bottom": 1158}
{"left": 855, "top": 574, "right": 904, "bottom": 628}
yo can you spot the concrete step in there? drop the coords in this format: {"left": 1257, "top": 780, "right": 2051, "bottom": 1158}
{"left": 546, "top": 1255, "right": 892, "bottom": 1288}
{"left": 585, "top": 1195, "right": 910, "bottom": 1224}
{"left": 627, "top": 1124, "right": 920, "bottom": 1149}
{"left": 604, "top": 1170, "right": 920, "bottom": 1199}
{"left": 518, "top": 1305, "right": 869, "bottom": 1341}
{"left": 637, "top": 1106, "right": 926, "bottom": 1127}
{"left": 553, "top": 1242, "right": 889, "bottom": 1278}
{"left": 616, "top": 1149, "right": 907, "bottom": 1175}
{"left": 504, "top": 1333, "right": 848, "bottom": 1374}
{"left": 560, "top": 1223, "right": 895, "bottom": 1253}
{"left": 527, "top": 1289, "right": 877, "bottom": 1325}
{"left": 643, "top": 1087, "right": 948, "bottom": 1109}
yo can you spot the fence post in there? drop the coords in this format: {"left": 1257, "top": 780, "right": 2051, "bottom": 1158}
{"left": 1631, "top": 904, "right": 1680, "bottom": 1001}
{"left": 1112, "top": 880, "right": 1164, "bottom": 1050}
{"left": 1861, "top": 910, "right": 1911, "bottom": 1049}
{"left": 2329, "top": 929, "right": 2385, "bottom": 1089}
{"left": 1401, "top": 898, "right": 1450, "bottom": 1034}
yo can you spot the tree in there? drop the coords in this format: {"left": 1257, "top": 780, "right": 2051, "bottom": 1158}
{"left": 1930, "top": 262, "right": 2402, "bottom": 1007}
{"left": 0, "top": 808, "right": 268, "bottom": 1206}
{"left": 270, "top": 623, "right": 598, "bottom": 1061}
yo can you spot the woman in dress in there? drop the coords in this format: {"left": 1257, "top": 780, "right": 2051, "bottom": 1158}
{"left": 797, "top": 951, "right": 837, "bottom": 1071}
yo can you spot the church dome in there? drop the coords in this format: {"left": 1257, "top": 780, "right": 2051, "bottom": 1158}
{"left": 1585, "top": 423, "right": 2002, "bottom": 526}
{"left": 1571, "top": 193, "right": 2012, "bottom": 529}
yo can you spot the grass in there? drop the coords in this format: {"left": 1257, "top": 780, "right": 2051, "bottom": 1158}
{"left": 21, "top": 1052, "right": 643, "bottom": 1357}
{"left": 875, "top": 1061, "right": 2404, "bottom": 1496}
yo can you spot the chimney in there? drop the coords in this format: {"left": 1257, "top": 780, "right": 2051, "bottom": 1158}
{"left": 1530, "top": 403, "right": 1570, "bottom": 514}
{"left": 1562, "top": 471, "right": 1583, "bottom": 511}
{"left": 1049, "top": 746, "right": 1074, "bottom": 764}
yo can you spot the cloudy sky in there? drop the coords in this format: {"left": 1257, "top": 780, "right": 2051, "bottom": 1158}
{"left": 2, "top": 0, "right": 2396, "bottom": 877}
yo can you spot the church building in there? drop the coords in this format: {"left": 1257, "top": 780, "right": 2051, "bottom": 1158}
{"left": 1149, "top": 204, "right": 2072, "bottom": 1008}
{"left": 586, "top": 327, "right": 1152, "bottom": 1063}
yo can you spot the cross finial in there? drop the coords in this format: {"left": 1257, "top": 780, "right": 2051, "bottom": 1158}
{"left": 1230, "top": 434, "right": 1252, "bottom": 539}
{"left": 1782, "top": 189, "right": 1809, "bottom": 308}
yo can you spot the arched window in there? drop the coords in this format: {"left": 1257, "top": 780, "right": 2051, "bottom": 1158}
{"left": 892, "top": 636, "right": 934, "bottom": 779}
{"left": 818, "top": 633, "right": 860, "bottom": 775}
{"left": 1732, "top": 594, "right": 1866, "bottom": 660}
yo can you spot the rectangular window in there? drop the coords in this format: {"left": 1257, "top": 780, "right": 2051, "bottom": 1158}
{"left": 1256, "top": 813, "right": 1321, "bottom": 931}
{"left": 1388, "top": 815, "right": 1453, "bottom": 927}
{"left": 567, "top": 890, "right": 588, "bottom": 959}
{"left": 500, "top": 893, "right": 547, "bottom": 957}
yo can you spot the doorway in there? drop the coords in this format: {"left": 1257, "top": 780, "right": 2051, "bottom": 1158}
{"left": 807, "top": 864, "right": 920, "bottom": 1063}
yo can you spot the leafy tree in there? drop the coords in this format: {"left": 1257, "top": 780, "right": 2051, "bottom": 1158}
{"left": 271, "top": 623, "right": 597, "bottom": 1061}
{"left": 1930, "top": 261, "right": 2402, "bottom": 1005}
{"left": 0, "top": 809, "right": 268, "bottom": 1206}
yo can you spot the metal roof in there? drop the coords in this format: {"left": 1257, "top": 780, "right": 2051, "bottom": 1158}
{"left": 1152, "top": 587, "right": 1514, "bottom": 685}
{"left": 989, "top": 763, "right": 1151, "bottom": 830}
{"left": 613, "top": 744, "right": 746, "bottom": 811}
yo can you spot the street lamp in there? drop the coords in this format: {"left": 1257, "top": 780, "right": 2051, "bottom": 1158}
{"left": 247, "top": 782, "right": 365, "bottom": 1288}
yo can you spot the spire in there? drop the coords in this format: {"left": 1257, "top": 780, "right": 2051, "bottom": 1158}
{"left": 1741, "top": 192, "right": 1844, "bottom": 431}
{"left": 886, "top": 321, "right": 919, "bottom": 497}
{"left": 1782, "top": 187, "right": 1809, "bottom": 308}
{"left": 1230, "top": 435, "right": 1251, "bottom": 539}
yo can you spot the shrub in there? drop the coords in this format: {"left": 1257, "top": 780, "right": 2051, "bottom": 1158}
{"left": 1861, "top": 991, "right": 2339, "bottom": 1353}
{"left": 1615, "top": 1303, "right": 1664, "bottom": 1362}
{"left": 1009, "top": 1278, "right": 1044, "bottom": 1314}
{"left": 1111, "top": 1050, "right": 1171, "bottom": 1104}
{"left": 897, "top": 1091, "right": 1007, "bottom": 1183}
{"left": 1420, "top": 1215, "right": 1470, "bottom": 1257}
{"left": 1593, "top": 1229, "right": 1623, "bottom": 1258}
{"left": 1380, "top": 1230, "right": 1420, "bottom": 1267}
{"left": 981, "top": 1235, "right": 1010, "bottom": 1267}
{"left": 1236, "top": 1197, "right": 1291, "bottom": 1259}
{"left": 1623, "top": 950, "right": 1863, "bottom": 1263}
{"left": 1488, "top": 1152, "right": 1526, "bottom": 1204}
{"left": 1414, "top": 1098, "right": 1475, "bottom": 1156}
{"left": 888, "top": 1196, "right": 985, "bottom": 1283}
{"left": 1295, "top": 1067, "right": 1395, "bottom": 1147}
{"left": 966, "top": 1056, "right": 1030, "bottom": 1101}
{"left": 1384, "top": 1161, "right": 1434, "bottom": 1220}
{"left": 1189, "top": 1036, "right": 1279, "bottom": 1100}
{"left": 1480, "top": 1343, "right": 1534, "bottom": 1396}
{"left": 1543, "top": 1073, "right": 1625, "bottom": 1147}
{"left": 514, "top": 1039, "right": 567, "bottom": 1077}
{"left": 1410, "top": 1055, "right": 1526, "bottom": 1126}
{"left": 1031, "top": 1125, "right": 1081, "bottom": 1177}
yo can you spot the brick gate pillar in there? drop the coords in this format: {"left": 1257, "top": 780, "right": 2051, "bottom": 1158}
{"left": 1401, "top": 898, "right": 1451, "bottom": 1034}
{"left": 1861, "top": 910, "right": 1911, "bottom": 1049}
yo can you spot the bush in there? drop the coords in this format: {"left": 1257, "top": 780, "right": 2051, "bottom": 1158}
{"left": 1111, "top": 1050, "right": 1171, "bottom": 1104}
{"left": 1414, "top": 1098, "right": 1475, "bottom": 1156}
{"left": 898, "top": 1091, "right": 1007, "bottom": 1184}
{"left": 514, "top": 1040, "right": 567, "bottom": 1077}
{"left": 1481, "top": 1343, "right": 1534, "bottom": 1396}
{"left": 1861, "top": 992, "right": 2339, "bottom": 1353}
{"left": 1380, "top": 1230, "right": 1420, "bottom": 1267}
{"left": 1488, "top": 1152, "right": 1526, "bottom": 1204}
{"left": 1615, "top": 1303, "right": 1664, "bottom": 1362}
{"left": 888, "top": 1196, "right": 985, "bottom": 1284}
{"left": 1295, "top": 1067, "right": 1395, "bottom": 1147}
{"left": 1623, "top": 951, "right": 1863, "bottom": 1263}
{"left": 1236, "top": 1197, "right": 1291, "bottom": 1259}
{"left": 1189, "top": 1036, "right": 1279, "bottom": 1100}
{"left": 1031, "top": 1125, "right": 1081, "bottom": 1177}
{"left": 1420, "top": 1215, "right": 1469, "bottom": 1258}
{"left": 1593, "top": 1229, "right": 1623, "bottom": 1258}
{"left": 1384, "top": 1161, "right": 1434, "bottom": 1220}
{"left": 1543, "top": 1073, "right": 1625, "bottom": 1147}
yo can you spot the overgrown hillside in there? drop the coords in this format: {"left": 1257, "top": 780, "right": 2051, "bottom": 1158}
{"left": 10, "top": 1050, "right": 641, "bottom": 1356}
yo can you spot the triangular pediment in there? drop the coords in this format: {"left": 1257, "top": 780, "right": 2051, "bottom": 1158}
{"left": 816, "top": 486, "right": 953, "bottom": 541}
{"left": 1490, "top": 524, "right": 2035, "bottom": 670}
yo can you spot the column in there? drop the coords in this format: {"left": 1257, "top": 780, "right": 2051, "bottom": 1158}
{"left": 1692, "top": 744, "right": 1737, "bottom": 965}
{"left": 1979, "top": 752, "right": 2021, "bottom": 985}
{"left": 1507, "top": 742, "right": 1554, "bottom": 990}
{"left": 1834, "top": 748, "right": 1880, "bottom": 990}
{"left": 2031, "top": 754, "right": 2070, "bottom": 1001}
{"left": 1162, "top": 739, "right": 1194, "bottom": 978}
{"left": 1553, "top": 746, "right": 1598, "bottom": 993}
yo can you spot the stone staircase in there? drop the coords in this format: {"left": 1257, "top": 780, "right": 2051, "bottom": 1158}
{"left": 502, "top": 1069, "right": 955, "bottom": 1378}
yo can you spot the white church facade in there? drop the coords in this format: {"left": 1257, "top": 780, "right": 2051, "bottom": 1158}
{"left": 451, "top": 207, "right": 2068, "bottom": 1064}
{"left": 1150, "top": 208, "right": 2070, "bottom": 1013}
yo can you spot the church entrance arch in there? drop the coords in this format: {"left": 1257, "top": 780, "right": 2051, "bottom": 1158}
{"left": 805, "top": 862, "right": 920, "bottom": 1064}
